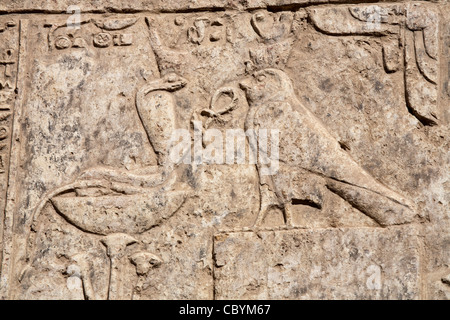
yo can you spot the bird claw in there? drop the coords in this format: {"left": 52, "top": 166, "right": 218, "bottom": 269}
{"left": 253, "top": 205, "right": 292, "bottom": 229}
{"left": 253, "top": 203, "right": 271, "bottom": 228}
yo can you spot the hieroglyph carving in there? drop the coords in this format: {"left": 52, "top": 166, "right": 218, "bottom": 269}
{"left": 0, "top": 18, "right": 19, "bottom": 278}
{"left": 308, "top": 3, "right": 440, "bottom": 126}
{"left": 0, "top": 3, "right": 446, "bottom": 300}
{"left": 48, "top": 17, "right": 138, "bottom": 50}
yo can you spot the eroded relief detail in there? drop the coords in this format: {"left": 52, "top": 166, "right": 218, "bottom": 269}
{"left": 48, "top": 17, "right": 137, "bottom": 50}
{"left": 0, "top": 19, "right": 17, "bottom": 177}
{"left": 309, "top": 3, "right": 440, "bottom": 126}
{"left": 0, "top": 2, "right": 448, "bottom": 300}
{"left": 0, "top": 18, "right": 19, "bottom": 282}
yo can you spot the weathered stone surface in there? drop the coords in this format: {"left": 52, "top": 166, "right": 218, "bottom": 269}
{"left": 0, "top": 1, "right": 448, "bottom": 300}
{"left": 214, "top": 226, "right": 421, "bottom": 299}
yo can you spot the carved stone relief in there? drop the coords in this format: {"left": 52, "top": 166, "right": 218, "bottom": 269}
{"left": 0, "top": 17, "right": 20, "bottom": 292}
{"left": 0, "top": 1, "right": 448, "bottom": 300}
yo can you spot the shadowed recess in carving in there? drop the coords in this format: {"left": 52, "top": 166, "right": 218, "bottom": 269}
{"left": 291, "top": 198, "right": 322, "bottom": 210}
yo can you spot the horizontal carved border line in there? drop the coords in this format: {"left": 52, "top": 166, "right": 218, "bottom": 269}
{"left": 0, "top": 0, "right": 444, "bottom": 15}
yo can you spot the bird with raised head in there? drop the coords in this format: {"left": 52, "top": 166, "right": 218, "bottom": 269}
{"left": 239, "top": 68, "right": 416, "bottom": 227}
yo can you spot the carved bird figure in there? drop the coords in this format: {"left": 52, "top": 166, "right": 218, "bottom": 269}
{"left": 239, "top": 68, "right": 416, "bottom": 227}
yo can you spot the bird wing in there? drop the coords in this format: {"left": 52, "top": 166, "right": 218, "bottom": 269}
{"left": 253, "top": 98, "right": 412, "bottom": 207}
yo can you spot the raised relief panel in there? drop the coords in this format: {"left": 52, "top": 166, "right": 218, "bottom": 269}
{"left": 214, "top": 227, "right": 421, "bottom": 299}
{"left": 0, "top": 2, "right": 448, "bottom": 300}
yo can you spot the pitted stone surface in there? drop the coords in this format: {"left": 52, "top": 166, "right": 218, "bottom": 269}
{"left": 214, "top": 227, "right": 421, "bottom": 299}
{"left": 0, "top": 1, "right": 448, "bottom": 300}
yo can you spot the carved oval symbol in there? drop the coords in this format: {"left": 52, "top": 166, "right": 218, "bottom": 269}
{"left": 55, "top": 36, "right": 72, "bottom": 50}
{"left": 92, "top": 18, "right": 138, "bottom": 31}
{"left": 210, "top": 87, "right": 239, "bottom": 115}
{"left": 0, "top": 126, "right": 8, "bottom": 140}
{"left": 93, "top": 32, "right": 112, "bottom": 48}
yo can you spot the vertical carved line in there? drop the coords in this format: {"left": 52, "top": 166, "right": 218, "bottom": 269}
{"left": 0, "top": 19, "right": 28, "bottom": 300}
{"left": 212, "top": 233, "right": 216, "bottom": 300}
{"left": 418, "top": 224, "right": 428, "bottom": 300}
{"left": 0, "top": 20, "right": 20, "bottom": 281}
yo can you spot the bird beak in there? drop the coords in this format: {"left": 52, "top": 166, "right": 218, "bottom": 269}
{"left": 239, "top": 78, "right": 252, "bottom": 91}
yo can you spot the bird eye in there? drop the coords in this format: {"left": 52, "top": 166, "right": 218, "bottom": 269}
{"left": 167, "top": 73, "right": 177, "bottom": 83}
{"left": 257, "top": 75, "right": 266, "bottom": 82}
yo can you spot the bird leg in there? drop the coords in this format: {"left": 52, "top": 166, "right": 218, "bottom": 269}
{"left": 254, "top": 183, "right": 288, "bottom": 228}
{"left": 283, "top": 204, "right": 293, "bottom": 227}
